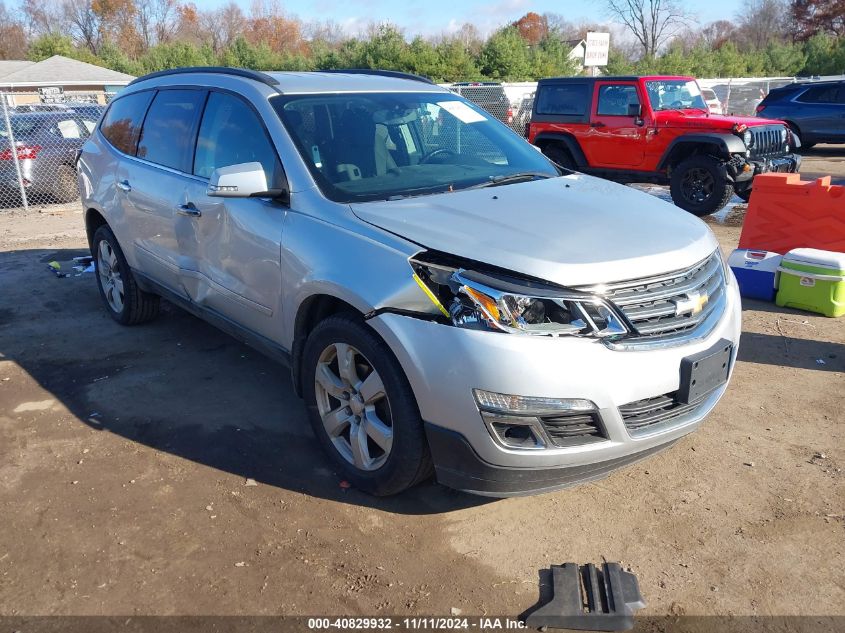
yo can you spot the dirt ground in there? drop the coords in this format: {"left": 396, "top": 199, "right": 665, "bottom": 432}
{"left": 0, "top": 149, "right": 843, "bottom": 631}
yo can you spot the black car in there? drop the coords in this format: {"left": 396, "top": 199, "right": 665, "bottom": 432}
{"left": 756, "top": 80, "right": 845, "bottom": 149}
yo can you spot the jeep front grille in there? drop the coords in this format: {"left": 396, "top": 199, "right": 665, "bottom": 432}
{"left": 750, "top": 125, "right": 786, "bottom": 158}
{"left": 583, "top": 251, "right": 726, "bottom": 339}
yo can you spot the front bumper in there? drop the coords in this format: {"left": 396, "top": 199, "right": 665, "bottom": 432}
{"left": 368, "top": 272, "right": 742, "bottom": 496}
{"left": 736, "top": 154, "right": 801, "bottom": 183}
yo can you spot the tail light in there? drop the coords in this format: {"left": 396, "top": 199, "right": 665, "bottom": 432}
{"left": 506, "top": 107, "right": 513, "bottom": 124}
{"left": 755, "top": 104, "right": 766, "bottom": 114}
{"left": 0, "top": 144, "right": 41, "bottom": 161}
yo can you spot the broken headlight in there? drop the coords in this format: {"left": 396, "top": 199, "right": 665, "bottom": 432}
{"left": 410, "top": 255, "right": 629, "bottom": 339}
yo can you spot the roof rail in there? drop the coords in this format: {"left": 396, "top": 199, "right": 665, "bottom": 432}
{"left": 320, "top": 69, "right": 434, "bottom": 84}
{"left": 128, "top": 66, "right": 280, "bottom": 87}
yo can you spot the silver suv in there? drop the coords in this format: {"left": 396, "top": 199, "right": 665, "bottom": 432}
{"left": 78, "top": 68, "right": 742, "bottom": 497}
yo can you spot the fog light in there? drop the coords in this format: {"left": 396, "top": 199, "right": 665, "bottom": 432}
{"left": 473, "top": 389, "right": 595, "bottom": 414}
{"left": 474, "top": 390, "right": 600, "bottom": 450}
{"left": 483, "top": 412, "right": 546, "bottom": 449}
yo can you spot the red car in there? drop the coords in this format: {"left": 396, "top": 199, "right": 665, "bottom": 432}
{"left": 527, "top": 75, "right": 800, "bottom": 215}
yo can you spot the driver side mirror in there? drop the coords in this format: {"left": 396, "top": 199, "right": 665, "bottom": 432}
{"left": 207, "top": 162, "right": 286, "bottom": 200}
{"left": 627, "top": 103, "right": 643, "bottom": 117}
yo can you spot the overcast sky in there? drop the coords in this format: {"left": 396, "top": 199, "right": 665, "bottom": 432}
{"left": 202, "top": 0, "right": 741, "bottom": 37}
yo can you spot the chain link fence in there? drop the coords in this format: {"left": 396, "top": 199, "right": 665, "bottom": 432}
{"left": 445, "top": 76, "right": 845, "bottom": 135}
{"left": 1, "top": 91, "right": 108, "bottom": 213}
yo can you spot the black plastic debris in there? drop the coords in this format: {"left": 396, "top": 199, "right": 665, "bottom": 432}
{"left": 525, "top": 562, "right": 645, "bottom": 631}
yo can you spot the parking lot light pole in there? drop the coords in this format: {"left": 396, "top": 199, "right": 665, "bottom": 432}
{"left": 1, "top": 92, "right": 30, "bottom": 213}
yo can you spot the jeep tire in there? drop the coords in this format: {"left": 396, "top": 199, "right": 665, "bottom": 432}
{"left": 542, "top": 144, "right": 575, "bottom": 170}
{"left": 670, "top": 155, "right": 734, "bottom": 216}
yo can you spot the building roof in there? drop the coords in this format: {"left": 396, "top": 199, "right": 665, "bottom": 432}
{"left": 0, "top": 55, "right": 135, "bottom": 88}
{"left": 0, "top": 61, "right": 36, "bottom": 77}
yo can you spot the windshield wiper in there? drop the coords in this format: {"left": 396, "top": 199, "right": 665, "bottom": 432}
{"left": 462, "top": 172, "right": 554, "bottom": 190}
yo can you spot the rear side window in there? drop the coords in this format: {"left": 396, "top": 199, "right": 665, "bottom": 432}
{"left": 194, "top": 92, "right": 282, "bottom": 186}
{"left": 137, "top": 89, "right": 206, "bottom": 172}
{"left": 797, "top": 85, "right": 839, "bottom": 104}
{"left": 536, "top": 84, "right": 590, "bottom": 115}
{"left": 100, "top": 91, "right": 154, "bottom": 155}
{"left": 597, "top": 85, "right": 640, "bottom": 116}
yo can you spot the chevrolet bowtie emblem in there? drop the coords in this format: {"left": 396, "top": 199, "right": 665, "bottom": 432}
{"left": 674, "top": 290, "right": 709, "bottom": 316}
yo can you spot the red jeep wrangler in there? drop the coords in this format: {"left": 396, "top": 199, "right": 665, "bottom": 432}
{"left": 527, "top": 76, "right": 801, "bottom": 215}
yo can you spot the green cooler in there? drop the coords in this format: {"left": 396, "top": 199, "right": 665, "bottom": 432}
{"left": 776, "top": 248, "right": 845, "bottom": 317}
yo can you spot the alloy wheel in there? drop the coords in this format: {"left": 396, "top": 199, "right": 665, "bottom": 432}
{"left": 97, "top": 239, "right": 125, "bottom": 313}
{"left": 681, "top": 167, "right": 715, "bottom": 204}
{"left": 313, "top": 342, "right": 394, "bottom": 471}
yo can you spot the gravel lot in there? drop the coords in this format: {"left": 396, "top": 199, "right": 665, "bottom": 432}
{"left": 0, "top": 148, "right": 843, "bottom": 631}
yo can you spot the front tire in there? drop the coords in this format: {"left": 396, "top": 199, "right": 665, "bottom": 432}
{"left": 734, "top": 184, "right": 752, "bottom": 203}
{"left": 302, "top": 314, "right": 433, "bottom": 496}
{"left": 93, "top": 225, "right": 160, "bottom": 325}
{"left": 670, "top": 155, "right": 734, "bottom": 216}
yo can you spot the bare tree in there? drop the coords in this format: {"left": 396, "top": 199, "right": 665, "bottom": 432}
{"left": 194, "top": 2, "right": 247, "bottom": 53}
{"left": 605, "top": 0, "right": 689, "bottom": 58}
{"left": 21, "top": 0, "right": 66, "bottom": 37}
{"left": 135, "top": 0, "right": 178, "bottom": 49}
{"left": 63, "top": 0, "right": 102, "bottom": 53}
{"left": 0, "top": 1, "right": 28, "bottom": 59}
{"left": 736, "top": 0, "right": 788, "bottom": 48}
{"left": 305, "top": 19, "right": 345, "bottom": 47}
{"left": 700, "top": 19, "right": 737, "bottom": 48}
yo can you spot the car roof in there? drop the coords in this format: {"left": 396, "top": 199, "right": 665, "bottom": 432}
{"left": 128, "top": 67, "right": 448, "bottom": 95}
{"left": 538, "top": 75, "right": 695, "bottom": 84}
{"left": 771, "top": 79, "right": 844, "bottom": 92}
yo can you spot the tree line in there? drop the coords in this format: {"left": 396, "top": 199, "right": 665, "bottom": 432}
{"left": 0, "top": 0, "right": 842, "bottom": 82}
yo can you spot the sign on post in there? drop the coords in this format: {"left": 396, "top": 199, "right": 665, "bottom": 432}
{"left": 584, "top": 32, "right": 610, "bottom": 67}
{"left": 38, "top": 86, "right": 64, "bottom": 104}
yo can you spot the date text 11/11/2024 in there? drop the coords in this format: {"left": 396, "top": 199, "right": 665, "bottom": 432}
{"left": 307, "top": 617, "right": 527, "bottom": 630}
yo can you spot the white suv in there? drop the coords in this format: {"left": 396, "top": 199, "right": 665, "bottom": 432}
{"left": 78, "top": 68, "right": 741, "bottom": 496}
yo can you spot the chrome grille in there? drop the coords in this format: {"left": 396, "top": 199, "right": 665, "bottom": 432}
{"left": 585, "top": 251, "right": 726, "bottom": 339}
{"left": 750, "top": 125, "right": 786, "bottom": 158}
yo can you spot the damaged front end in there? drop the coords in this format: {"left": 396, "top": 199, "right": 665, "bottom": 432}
{"left": 404, "top": 251, "right": 633, "bottom": 340}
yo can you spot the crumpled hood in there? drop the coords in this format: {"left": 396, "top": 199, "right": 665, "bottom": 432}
{"left": 350, "top": 174, "right": 719, "bottom": 287}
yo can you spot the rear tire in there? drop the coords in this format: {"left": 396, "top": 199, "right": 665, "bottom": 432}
{"left": 542, "top": 144, "right": 576, "bottom": 170}
{"left": 302, "top": 314, "right": 433, "bottom": 496}
{"left": 670, "top": 155, "right": 734, "bottom": 216}
{"left": 93, "top": 225, "right": 160, "bottom": 325}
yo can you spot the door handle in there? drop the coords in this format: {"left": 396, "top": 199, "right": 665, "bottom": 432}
{"left": 116, "top": 180, "right": 131, "bottom": 192}
{"left": 590, "top": 122, "right": 606, "bottom": 128}
{"left": 176, "top": 203, "right": 201, "bottom": 218}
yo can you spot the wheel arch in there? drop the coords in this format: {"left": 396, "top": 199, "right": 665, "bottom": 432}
{"left": 85, "top": 207, "right": 109, "bottom": 253}
{"left": 532, "top": 132, "right": 587, "bottom": 168}
{"left": 290, "top": 293, "right": 367, "bottom": 397}
{"left": 658, "top": 134, "right": 744, "bottom": 171}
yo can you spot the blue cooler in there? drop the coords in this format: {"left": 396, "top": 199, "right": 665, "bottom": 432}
{"left": 728, "top": 249, "right": 781, "bottom": 301}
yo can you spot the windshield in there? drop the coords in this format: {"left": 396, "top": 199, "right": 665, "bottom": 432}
{"left": 645, "top": 80, "right": 708, "bottom": 111}
{"left": 271, "top": 92, "right": 558, "bottom": 203}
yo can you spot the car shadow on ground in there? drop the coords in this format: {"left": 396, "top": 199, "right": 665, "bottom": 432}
{"left": 738, "top": 300, "right": 844, "bottom": 371}
{"left": 0, "top": 248, "right": 490, "bottom": 516}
